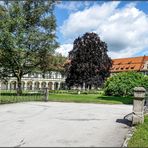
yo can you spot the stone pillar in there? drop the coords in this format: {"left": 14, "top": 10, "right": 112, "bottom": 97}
{"left": 52, "top": 82, "right": 55, "bottom": 90}
{"left": 145, "top": 90, "right": 148, "bottom": 106}
{"left": 58, "top": 82, "right": 61, "bottom": 90}
{"left": 39, "top": 82, "right": 41, "bottom": 90}
{"left": 144, "top": 90, "right": 148, "bottom": 114}
{"left": 24, "top": 81, "right": 27, "bottom": 90}
{"left": 82, "top": 82, "right": 85, "bottom": 91}
{"left": 32, "top": 81, "right": 35, "bottom": 90}
{"left": 7, "top": 82, "right": 10, "bottom": 90}
{"left": 46, "top": 82, "right": 48, "bottom": 88}
{"left": 44, "top": 87, "right": 49, "bottom": 102}
{"left": 78, "top": 86, "right": 81, "bottom": 94}
{"left": 132, "top": 87, "right": 146, "bottom": 125}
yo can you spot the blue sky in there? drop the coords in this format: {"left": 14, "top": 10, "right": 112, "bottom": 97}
{"left": 54, "top": 1, "right": 148, "bottom": 58}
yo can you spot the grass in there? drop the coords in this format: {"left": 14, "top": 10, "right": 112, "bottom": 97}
{"left": 0, "top": 91, "right": 133, "bottom": 105}
{"left": 128, "top": 116, "right": 148, "bottom": 147}
{"left": 48, "top": 94, "right": 133, "bottom": 105}
{"left": 0, "top": 93, "right": 133, "bottom": 105}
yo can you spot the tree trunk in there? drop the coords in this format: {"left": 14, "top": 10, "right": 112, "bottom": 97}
{"left": 17, "top": 77, "right": 22, "bottom": 96}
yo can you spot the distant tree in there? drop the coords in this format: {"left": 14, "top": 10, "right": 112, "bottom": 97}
{"left": 65, "top": 32, "right": 112, "bottom": 89}
{"left": 0, "top": 1, "right": 58, "bottom": 95}
{"left": 41, "top": 53, "right": 66, "bottom": 78}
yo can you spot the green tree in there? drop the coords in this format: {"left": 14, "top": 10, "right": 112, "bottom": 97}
{"left": 104, "top": 72, "right": 148, "bottom": 96}
{"left": 0, "top": 1, "right": 58, "bottom": 95}
{"left": 41, "top": 53, "right": 66, "bottom": 78}
{"left": 65, "top": 32, "right": 112, "bottom": 89}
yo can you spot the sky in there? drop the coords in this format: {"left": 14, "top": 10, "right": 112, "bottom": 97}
{"left": 54, "top": 1, "right": 148, "bottom": 59}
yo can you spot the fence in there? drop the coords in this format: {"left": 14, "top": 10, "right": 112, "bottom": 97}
{"left": 0, "top": 87, "right": 48, "bottom": 104}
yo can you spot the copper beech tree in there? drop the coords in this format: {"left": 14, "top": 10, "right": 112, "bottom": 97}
{"left": 65, "top": 32, "right": 112, "bottom": 90}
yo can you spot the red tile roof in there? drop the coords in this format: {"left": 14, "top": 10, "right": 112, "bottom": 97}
{"left": 111, "top": 56, "right": 148, "bottom": 73}
{"left": 64, "top": 55, "right": 148, "bottom": 73}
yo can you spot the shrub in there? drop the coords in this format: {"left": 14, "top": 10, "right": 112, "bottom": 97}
{"left": 104, "top": 72, "right": 148, "bottom": 96}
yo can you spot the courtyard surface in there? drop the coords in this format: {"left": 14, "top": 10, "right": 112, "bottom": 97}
{"left": 0, "top": 102, "right": 132, "bottom": 147}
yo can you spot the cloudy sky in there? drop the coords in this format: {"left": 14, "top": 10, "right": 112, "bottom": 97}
{"left": 54, "top": 1, "right": 148, "bottom": 58}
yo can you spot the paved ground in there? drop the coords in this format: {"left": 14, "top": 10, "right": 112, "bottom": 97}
{"left": 0, "top": 102, "right": 132, "bottom": 147}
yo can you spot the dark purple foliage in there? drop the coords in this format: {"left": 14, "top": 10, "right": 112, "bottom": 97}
{"left": 65, "top": 32, "right": 112, "bottom": 89}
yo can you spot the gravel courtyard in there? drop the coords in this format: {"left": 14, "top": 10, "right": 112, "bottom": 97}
{"left": 0, "top": 102, "right": 132, "bottom": 147}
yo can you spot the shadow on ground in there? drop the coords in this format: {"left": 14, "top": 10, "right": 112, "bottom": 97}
{"left": 116, "top": 112, "right": 133, "bottom": 127}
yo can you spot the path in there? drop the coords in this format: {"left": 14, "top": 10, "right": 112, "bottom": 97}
{"left": 0, "top": 102, "right": 132, "bottom": 147}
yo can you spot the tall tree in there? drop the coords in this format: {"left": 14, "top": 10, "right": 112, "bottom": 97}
{"left": 41, "top": 53, "right": 66, "bottom": 78}
{"left": 0, "top": 1, "right": 58, "bottom": 95}
{"left": 65, "top": 32, "right": 112, "bottom": 89}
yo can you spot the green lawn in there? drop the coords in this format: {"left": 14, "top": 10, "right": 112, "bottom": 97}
{"left": 0, "top": 93, "right": 133, "bottom": 105}
{"left": 128, "top": 116, "right": 148, "bottom": 147}
{"left": 48, "top": 94, "right": 133, "bottom": 104}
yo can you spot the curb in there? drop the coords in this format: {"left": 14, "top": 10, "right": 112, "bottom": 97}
{"left": 122, "top": 126, "right": 135, "bottom": 147}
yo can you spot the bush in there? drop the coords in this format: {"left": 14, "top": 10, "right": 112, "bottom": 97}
{"left": 104, "top": 72, "right": 148, "bottom": 96}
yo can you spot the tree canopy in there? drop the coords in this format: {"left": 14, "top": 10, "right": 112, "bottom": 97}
{"left": 65, "top": 32, "right": 112, "bottom": 89}
{"left": 0, "top": 0, "right": 58, "bottom": 94}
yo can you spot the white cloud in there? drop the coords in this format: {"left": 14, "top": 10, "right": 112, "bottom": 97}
{"left": 59, "top": 2, "right": 148, "bottom": 58}
{"left": 56, "top": 44, "right": 73, "bottom": 57}
{"left": 56, "top": 1, "right": 91, "bottom": 12}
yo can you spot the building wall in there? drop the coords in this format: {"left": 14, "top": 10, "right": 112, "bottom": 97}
{"left": 0, "top": 71, "right": 66, "bottom": 90}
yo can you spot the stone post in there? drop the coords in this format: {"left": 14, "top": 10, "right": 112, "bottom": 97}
{"left": 39, "top": 82, "right": 41, "bottom": 90}
{"left": 32, "top": 81, "right": 35, "bottom": 90}
{"left": 44, "top": 87, "right": 49, "bottom": 102}
{"left": 58, "top": 82, "right": 61, "bottom": 90}
{"left": 144, "top": 90, "right": 148, "bottom": 114}
{"left": 132, "top": 87, "right": 146, "bottom": 125}
{"left": 24, "top": 82, "right": 27, "bottom": 90}
{"left": 78, "top": 86, "right": 81, "bottom": 95}
{"left": 52, "top": 82, "right": 55, "bottom": 90}
{"left": 82, "top": 82, "right": 85, "bottom": 91}
{"left": 7, "top": 82, "right": 10, "bottom": 90}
